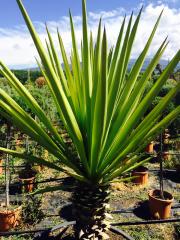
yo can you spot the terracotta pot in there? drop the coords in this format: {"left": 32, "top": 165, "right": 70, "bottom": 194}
{"left": 0, "top": 206, "right": 21, "bottom": 232}
{"left": 132, "top": 166, "right": 148, "bottom": 185}
{"left": 16, "top": 139, "right": 23, "bottom": 146}
{"left": 19, "top": 176, "right": 35, "bottom": 193}
{"left": 145, "top": 142, "right": 154, "bottom": 153}
{"left": 0, "top": 159, "right": 3, "bottom": 174}
{"left": 148, "top": 189, "right": 173, "bottom": 219}
{"left": 163, "top": 151, "right": 170, "bottom": 161}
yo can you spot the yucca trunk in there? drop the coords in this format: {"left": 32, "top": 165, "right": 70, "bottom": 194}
{"left": 72, "top": 182, "right": 110, "bottom": 239}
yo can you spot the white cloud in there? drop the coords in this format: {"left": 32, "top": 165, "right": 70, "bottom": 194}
{"left": 89, "top": 8, "right": 125, "bottom": 20}
{"left": 0, "top": 3, "right": 179, "bottom": 68}
{"left": 157, "top": 0, "right": 178, "bottom": 3}
{"left": 166, "top": 0, "right": 179, "bottom": 3}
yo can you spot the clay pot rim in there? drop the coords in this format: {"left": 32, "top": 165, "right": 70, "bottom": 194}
{"left": 148, "top": 189, "right": 174, "bottom": 203}
{"left": 19, "top": 176, "right": 35, "bottom": 181}
{"left": 0, "top": 205, "right": 22, "bottom": 215}
{"left": 132, "top": 166, "right": 148, "bottom": 174}
{"left": 163, "top": 151, "right": 169, "bottom": 154}
{"left": 19, "top": 169, "right": 37, "bottom": 179}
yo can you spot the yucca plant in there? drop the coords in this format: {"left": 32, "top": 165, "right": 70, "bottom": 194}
{"left": 0, "top": 0, "right": 179, "bottom": 238}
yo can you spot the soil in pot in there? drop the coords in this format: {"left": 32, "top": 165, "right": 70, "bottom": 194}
{"left": 19, "top": 170, "right": 36, "bottom": 193}
{"left": 148, "top": 189, "right": 173, "bottom": 219}
{"left": 132, "top": 166, "right": 148, "bottom": 185}
{"left": 0, "top": 205, "right": 21, "bottom": 232}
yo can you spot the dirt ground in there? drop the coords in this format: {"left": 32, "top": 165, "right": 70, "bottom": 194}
{"left": 0, "top": 161, "right": 179, "bottom": 240}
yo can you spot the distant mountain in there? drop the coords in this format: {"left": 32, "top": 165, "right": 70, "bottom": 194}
{"left": 14, "top": 58, "right": 180, "bottom": 72}
{"left": 19, "top": 67, "right": 40, "bottom": 71}
{"left": 128, "top": 58, "right": 180, "bottom": 71}
{"left": 28, "top": 67, "right": 40, "bottom": 71}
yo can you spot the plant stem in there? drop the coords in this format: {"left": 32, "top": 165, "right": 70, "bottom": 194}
{"left": 159, "top": 131, "right": 164, "bottom": 199}
{"left": 5, "top": 123, "right": 11, "bottom": 208}
{"left": 25, "top": 135, "right": 29, "bottom": 153}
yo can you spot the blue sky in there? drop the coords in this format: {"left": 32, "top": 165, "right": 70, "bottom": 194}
{"left": 0, "top": 0, "right": 179, "bottom": 68}
{"left": 0, "top": 0, "right": 179, "bottom": 28}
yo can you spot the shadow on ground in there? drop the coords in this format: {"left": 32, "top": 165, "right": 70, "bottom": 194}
{"left": 133, "top": 200, "right": 151, "bottom": 220}
{"left": 163, "top": 171, "right": 180, "bottom": 183}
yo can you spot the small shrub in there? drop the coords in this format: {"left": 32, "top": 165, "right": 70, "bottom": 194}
{"left": 22, "top": 195, "right": 44, "bottom": 225}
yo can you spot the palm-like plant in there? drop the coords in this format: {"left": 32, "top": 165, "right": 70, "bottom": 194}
{"left": 0, "top": 0, "right": 179, "bottom": 239}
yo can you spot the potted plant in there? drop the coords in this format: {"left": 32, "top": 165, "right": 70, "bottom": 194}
{"left": 0, "top": 0, "right": 179, "bottom": 238}
{"left": 148, "top": 132, "right": 174, "bottom": 219}
{"left": 0, "top": 123, "right": 21, "bottom": 231}
{"left": 19, "top": 136, "right": 36, "bottom": 193}
{"left": 132, "top": 165, "right": 149, "bottom": 185}
{"left": 19, "top": 162, "right": 36, "bottom": 193}
{"left": 145, "top": 141, "right": 154, "bottom": 154}
{"left": 162, "top": 151, "right": 171, "bottom": 161}
{"left": 148, "top": 189, "right": 173, "bottom": 219}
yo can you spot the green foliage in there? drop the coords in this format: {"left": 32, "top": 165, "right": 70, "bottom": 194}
{"left": 145, "top": 78, "right": 180, "bottom": 135}
{"left": 0, "top": 0, "right": 179, "bottom": 188}
{"left": 26, "top": 84, "right": 58, "bottom": 121}
{"left": 13, "top": 95, "right": 33, "bottom": 115}
{"left": 11, "top": 70, "right": 41, "bottom": 84}
{"left": 123, "top": 225, "right": 167, "bottom": 240}
{"left": 0, "top": 69, "right": 42, "bottom": 84}
{"left": 174, "top": 224, "right": 180, "bottom": 240}
{"left": 164, "top": 153, "right": 179, "bottom": 169}
{"left": 0, "top": 76, "right": 58, "bottom": 123}
{"left": 22, "top": 195, "right": 44, "bottom": 225}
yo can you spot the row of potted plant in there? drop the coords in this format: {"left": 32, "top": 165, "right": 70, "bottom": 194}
{"left": 133, "top": 132, "right": 175, "bottom": 220}
{"left": 0, "top": 160, "right": 41, "bottom": 231}
{"left": 0, "top": 145, "right": 174, "bottom": 232}
{"left": 132, "top": 165, "right": 174, "bottom": 220}
{"left": 0, "top": 125, "right": 42, "bottom": 232}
